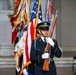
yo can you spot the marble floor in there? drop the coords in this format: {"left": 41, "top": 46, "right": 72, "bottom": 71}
{"left": 0, "top": 67, "right": 76, "bottom": 75}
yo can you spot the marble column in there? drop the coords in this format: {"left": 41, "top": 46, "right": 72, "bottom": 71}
{"left": 0, "top": 10, "right": 14, "bottom": 56}
{"left": 7, "top": 0, "right": 14, "bottom": 10}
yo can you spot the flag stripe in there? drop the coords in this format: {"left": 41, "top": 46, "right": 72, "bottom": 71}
{"left": 25, "top": 34, "right": 30, "bottom": 62}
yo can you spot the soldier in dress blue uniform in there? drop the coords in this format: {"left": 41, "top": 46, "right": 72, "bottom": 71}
{"left": 30, "top": 22, "right": 62, "bottom": 75}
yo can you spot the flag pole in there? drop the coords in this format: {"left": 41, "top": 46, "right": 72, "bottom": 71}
{"left": 34, "top": 0, "right": 41, "bottom": 39}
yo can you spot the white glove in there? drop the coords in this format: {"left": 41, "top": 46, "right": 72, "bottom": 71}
{"left": 16, "top": 67, "right": 20, "bottom": 72}
{"left": 23, "top": 68, "right": 28, "bottom": 75}
{"left": 42, "top": 53, "right": 49, "bottom": 59}
{"left": 46, "top": 37, "right": 55, "bottom": 46}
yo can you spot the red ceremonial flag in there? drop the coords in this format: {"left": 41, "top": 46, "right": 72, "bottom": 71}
{"left": 10, "top": 13, "right": 19, "bottom": 44}
{"left": 14, "top": 0, "right": 21, "bottom": 12}
{"left": 48, "top": 0, "right": 52, "bottom": 18}
{"left": 45, "top": 0, "right": 52, "bottom": 22}
{"left": 9, "top": 0, "right": 25, "bottom": 44}
{"left": 12, "top": 29, "right": 17, "bottom": 44}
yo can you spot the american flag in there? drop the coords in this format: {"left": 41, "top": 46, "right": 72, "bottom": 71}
{"left": 23, "top": 0, "right": 42, "bottom": 67}
{"left": 30, "top": 0, "right": 42, "bottom": 23}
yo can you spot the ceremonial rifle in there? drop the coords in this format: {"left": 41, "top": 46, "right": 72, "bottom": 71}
{"left": 43, "top": 10, "right": 58, "bottom": 71}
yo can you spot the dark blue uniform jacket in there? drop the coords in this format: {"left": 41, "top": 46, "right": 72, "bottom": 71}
{"left": 30, "top": 37, "right": 62, "bottom": 75}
